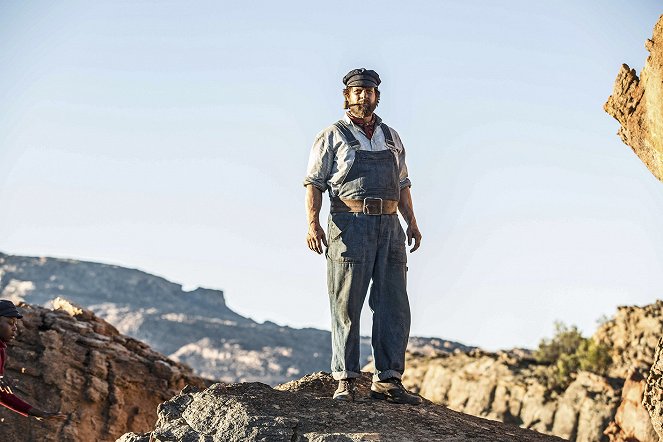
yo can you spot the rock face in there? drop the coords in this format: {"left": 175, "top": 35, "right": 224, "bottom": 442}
{"left": 0, "top": 299, "right": 206, "bottom": 442}
{"left": 389, "top": 352, "right": 622, "bottom": 442}
{"left": 644, "top": 337, "right": 663, "bottom": 440}
{"left": 594, "top": 300, "right": 663, "bottom": 379}
{"left": 0, "top": 251, "right": 471, "bottom": 385}
{"left": 604, "top": 14, "right": 663, "bottom": 182}
{"left": 118, "top": 371, "right": 566, "bottom": 442}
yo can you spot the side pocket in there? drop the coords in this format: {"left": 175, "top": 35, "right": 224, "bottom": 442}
{"left": 328, "top": 214, "right": 354, "bottom": 242}
{"left": 388, "top": 222, "right": 407, "bottom": 264}
{"left": 327, "top": 214, "right": 365, "bottom": 263}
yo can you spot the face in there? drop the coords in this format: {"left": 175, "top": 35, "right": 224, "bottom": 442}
{"left": 345, "top": 86, "right": 378, "bottom": 118}
{"left": 0, "top": 316, "right": 18, "bottom": 343}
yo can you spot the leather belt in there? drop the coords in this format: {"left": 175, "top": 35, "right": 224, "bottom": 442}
{"left": 331, "top": 197, "right": 398, "bottom": 215}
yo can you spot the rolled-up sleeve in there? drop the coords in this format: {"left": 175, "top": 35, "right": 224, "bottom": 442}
{"left": 303, "top": 131, "right": 334, "bottom": 192}
{"left": 393, "top": 130, "right": 412, "bottom": 189}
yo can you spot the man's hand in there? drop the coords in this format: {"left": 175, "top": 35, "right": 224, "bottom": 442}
{"left": 307, "top": 221, "right": 328, "bottom": 255}
{"left": 28, "top": 408, "right": 68, "bottom": 421}
{"left": 406, "top": 222, "right": 422, "bottom": 253}
{"left": 398, "top": 187, "right": 421, "bottom": 253}
{"left": 0, "top": 376, "right": 13, "bottom": 394}
{"left": 305, "top": 185, "right": 327, "bottom": 255}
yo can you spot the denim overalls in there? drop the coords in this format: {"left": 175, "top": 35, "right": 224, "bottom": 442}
{"left": 327, "top": 121, "right": 410, "bottom": 382}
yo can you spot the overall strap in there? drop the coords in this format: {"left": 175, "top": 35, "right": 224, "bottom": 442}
{"left": 380, "top": 123, "right": 396, "bottom": 149}
{"left": 333, "top": 120, "right": 361, "bottom": 150}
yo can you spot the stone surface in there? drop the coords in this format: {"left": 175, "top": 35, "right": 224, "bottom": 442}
{"left": 0, "top": 251, "right": 472, "bottom": 385}
{"left": 644, "top": 337, "right": 663, "bottom": 440}
{"left": 604, "top": 14, "right": 663, "bottom": 182}
{"left": 0, "top": 299, "right": 206, "bottom": 442}
{"left": 118, "top": 372, "right": 566, "bottom": 442}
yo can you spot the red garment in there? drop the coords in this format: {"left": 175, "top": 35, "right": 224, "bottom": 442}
{"left": 347, "top": 112, "right": 376, "bottom": 139}
{"left": 0, "top": 340, "right": 32, "bottom": 416}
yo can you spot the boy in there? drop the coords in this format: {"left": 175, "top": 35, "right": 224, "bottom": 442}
{"left": 0, "top": 299, "right": 66, "bottom": 420}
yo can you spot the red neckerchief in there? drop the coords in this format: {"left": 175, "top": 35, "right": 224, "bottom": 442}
{"left": 347, "top": 112, "right": 376, "bottom": 140}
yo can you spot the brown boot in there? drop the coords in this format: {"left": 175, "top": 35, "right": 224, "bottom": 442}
{"left": 370, "top": 378, "right": 422, "bottom": 405}
{"left": 333, "top": 378, "right": 356, "bottom": 401}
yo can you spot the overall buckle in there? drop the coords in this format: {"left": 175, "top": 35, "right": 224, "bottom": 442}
{"left": 363, "top": 197, "right": 383, "bottom": 215}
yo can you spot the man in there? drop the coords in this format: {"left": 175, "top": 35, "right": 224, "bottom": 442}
{"left": 0, "top": 300, "right": 67, "bottom": 419}
{"left": 304, "top": 68, "right": 422, "bottom": 404}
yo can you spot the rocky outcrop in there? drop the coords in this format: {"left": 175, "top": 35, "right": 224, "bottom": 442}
{"left": 385, "top": 300, "right": 663, "bottom": 442}
{"left": 118, "top": 371, "right": 565, "bottom": 442}
{"left": 0, "top": 299, "right": 206, "bottom": 442}
{"left": 593, "top": 301, "right": 663, "bottom": 440}
{"left": 604, "top": 14, "right": 663, "bottom": 437}
{"left": 644, "top": 337, "right": 663, "bottom": 440}
{"left": 593, "top": 300, "right": 663, "bottom": 378}
{"left": 0, "top": 252, "right": 471, "bottom": 385}
{"left": 604, "top": 14, "right": 663, "bottom": 182}
{"left": 388, "top": 351, "right": 622, "bottom": 442}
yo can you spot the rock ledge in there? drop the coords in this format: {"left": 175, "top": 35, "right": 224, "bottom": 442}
{"left": 119, "top": 372, "right": 565, "bottom": 442}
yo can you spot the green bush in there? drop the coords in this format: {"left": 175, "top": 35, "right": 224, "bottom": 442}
{"left": 577, "top": 338, "right": 612, "bottom": 375}
{"left": 533, "top": 321, "right": 612, "bottom": 391}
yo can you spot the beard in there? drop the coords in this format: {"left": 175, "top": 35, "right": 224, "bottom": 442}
{"left": 348, "top": 100, "right": 377, "bottom": 118}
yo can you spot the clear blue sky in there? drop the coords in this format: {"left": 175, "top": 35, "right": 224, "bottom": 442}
{"left": 1, "top": 1, "right": 662, "bottom": 350}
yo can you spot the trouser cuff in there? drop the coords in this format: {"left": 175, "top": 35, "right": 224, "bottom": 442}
{"left": 332, "top": 370, "right": 361, "bottom": 380}
{"left": 373, "top": 370, "right": 402, "bottom": 382}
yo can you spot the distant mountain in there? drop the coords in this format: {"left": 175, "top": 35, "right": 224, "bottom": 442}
{"left": 0, "top": 251, "right": 473, "bottom": 384}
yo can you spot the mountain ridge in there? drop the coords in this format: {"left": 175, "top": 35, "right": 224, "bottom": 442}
{"left": 0, "top": 250, "right": 473, "bottom": 384}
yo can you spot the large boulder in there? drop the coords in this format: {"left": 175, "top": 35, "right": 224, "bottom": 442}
{"left": 0, "top": 299, "right": 206, "bottom": 442}
{"left": 117, "top": 372, "right": 566, "bottom": 442}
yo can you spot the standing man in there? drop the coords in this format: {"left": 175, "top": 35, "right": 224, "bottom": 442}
{"left": 304, "top": 68, "right": 422, "bottom": 404}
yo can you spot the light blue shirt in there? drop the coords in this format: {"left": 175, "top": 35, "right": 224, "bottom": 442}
{"left": 303, "top": 113, "right": 411, "bottom": 197}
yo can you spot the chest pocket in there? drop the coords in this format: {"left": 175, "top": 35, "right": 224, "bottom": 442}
{"left": 333, "top": 120, "right": 400, "bottom": 200}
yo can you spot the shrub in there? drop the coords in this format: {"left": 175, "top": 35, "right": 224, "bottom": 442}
{"left": 533, "top": 321, "right": 612, "bottom": 391}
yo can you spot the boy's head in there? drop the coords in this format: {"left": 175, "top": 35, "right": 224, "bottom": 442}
{"left": 0, "top": 300, "right": 23, "bottom": 343}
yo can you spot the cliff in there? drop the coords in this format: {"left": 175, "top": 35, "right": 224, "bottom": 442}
{"left": 0, "top": 298, "right": 206, "bottom": 442}
{"left": 604, "top": 14, "right": 663, "bottom": 182}
{"left": 117, "top": 372, "right": 566, "bottom": 442}
{"left": 388, "top": 351, "right": 621, "bottom": 442}
{"left": 603, "top": 13, "right": 663, "bottom": 440}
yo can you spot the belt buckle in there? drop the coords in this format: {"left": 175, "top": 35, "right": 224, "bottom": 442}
{"left": 363, "top": 197, "right": 383, "bottom": 215}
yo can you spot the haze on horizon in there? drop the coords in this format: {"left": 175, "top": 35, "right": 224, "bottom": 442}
{"left": 1, "top": 1, "right": 662, "bottom": 351}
